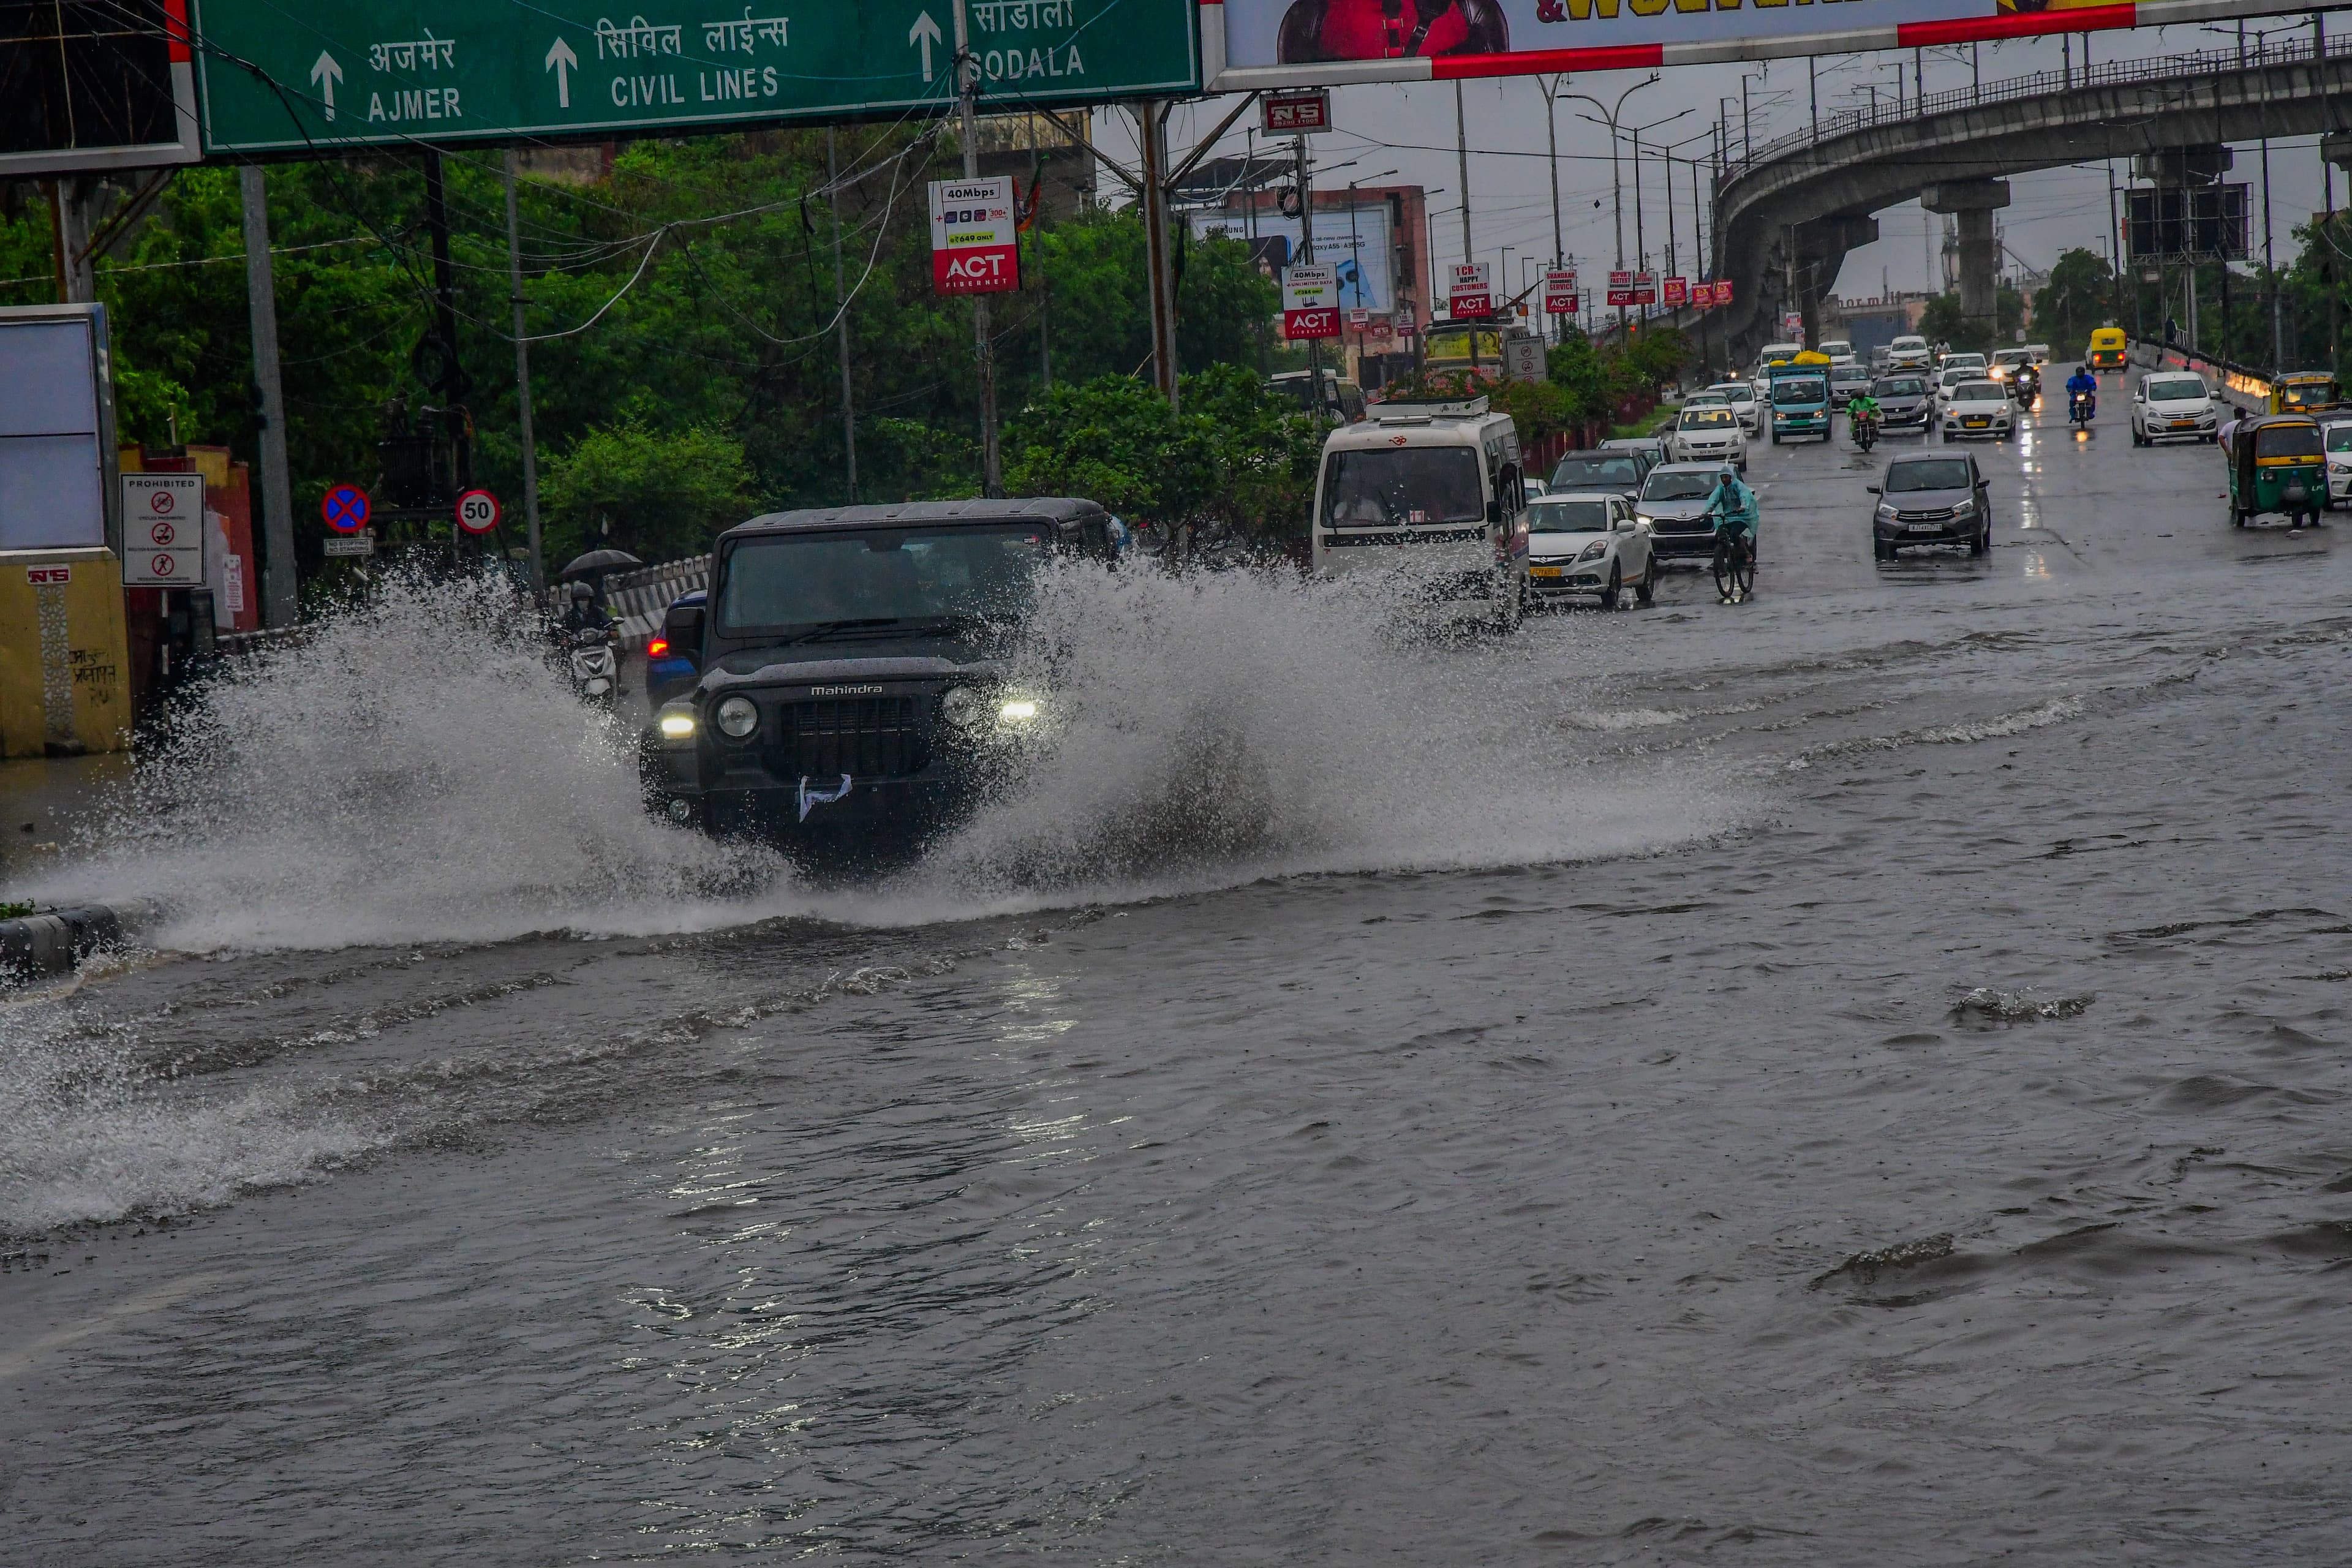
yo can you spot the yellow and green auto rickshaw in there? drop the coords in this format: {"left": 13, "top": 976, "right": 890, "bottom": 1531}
{"left": 2086, "top": 325, "right": 2128, "bottom": 372}
{"left": 2223, "top": 413, "right": 2327, "bottom": 527}
{"left": 2267, "top": 371, "right": 2342, "bottom": 416}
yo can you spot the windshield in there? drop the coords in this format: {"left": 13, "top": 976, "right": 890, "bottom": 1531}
{"left": 1716, "top": 385, "right": 1754, "bottom": 403}
{"left": 2256, "top": 424, "right": 2324, "bottom": 459}
{"left": 2328, "top": 424, "right": 2352, "bottom": 452}
{"left": 1877, "top": 377, "right": 1924, "bottom": 397}
{"left": 1529, "top": 498, "right": 1610, "bottom": 533}
{"left": 1770, "top": 377, "right": 1826, "bottom": 405}
{"left": 1322, "top": 445, "right": 1485, "bottom": 527}
{"left": 1643, "top": 470, "right": 1720, "bottom": 501}
{"left": 718, "top": 525, "right": 1050, "bottom": 631}
{"left": 1994, "top": 351, "right": 2030, "bottom": 366}
{"left": 2146, "top": 377, "right": 2205, "bottom": 402}
{"left": 1551, "top": 455, "right": 1642, "bottom": 489}
{"left": 1679, "top": 407, "right": 1736, "bottom": 428}
{"left": 1885, "top": 459, "right": 1972, "bottom": 493}
{"left": 1954, "top": 382, "right": 2004, "bottom": 401}
{"left": 2279, "top": 381, "right": 2336, "bottom": 408}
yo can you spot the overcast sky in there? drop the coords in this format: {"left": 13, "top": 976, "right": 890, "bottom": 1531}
{"left": 1091, "top": 18, "right": 2340, "bottom": 302}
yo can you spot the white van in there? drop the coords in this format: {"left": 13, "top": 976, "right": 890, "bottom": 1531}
{"left": 1312, "top": 396, "right": 1530, "bottom": 628}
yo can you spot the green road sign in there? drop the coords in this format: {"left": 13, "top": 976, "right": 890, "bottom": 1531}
{"left": 188, "top": 0, "right": 1197, "bottom": 154}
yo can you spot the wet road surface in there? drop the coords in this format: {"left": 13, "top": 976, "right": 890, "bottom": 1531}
{"left": 6, "top": 383, "right": 2351, "bottom": 1564}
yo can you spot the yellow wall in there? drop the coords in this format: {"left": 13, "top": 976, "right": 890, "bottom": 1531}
{"left": 0, "top": 548, "right": 132, "bottom": 758}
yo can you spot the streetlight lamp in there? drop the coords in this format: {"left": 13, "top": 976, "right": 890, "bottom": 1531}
{"left": 1578, "top": 103, "right": 1691, "bottom": 328}
{"left": 1557, "top": 74, "right": 1662, "bottom": 340}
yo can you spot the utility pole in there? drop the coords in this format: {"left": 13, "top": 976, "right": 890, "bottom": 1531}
{"left": 1454, "top": 81, "right": 1472, "bottom": 262}
{"left": 239, "top": 166, "right": 297, "bottom": 628}
{"left": 502, "top": 149, "right": 545, "bottom": 596}
{"left": 1138, "top": 99, "right": 1179, "bottom": 412}
{"left": 2323, "top": 13, "right": 2339, "bottom": 365}
{"left": 826, "top": 128, "right": 857, "bottom": 502}
{"left": 953, "top": 0, "right": 1003, "bottom": 489}
{"left": 1297, "top": 132, "right": 1325, "bottom": 390}
{"left": 2261, "top": 126, "right": 2280, "bottom": 369}
{"left": 1544, "top": 74, "right": 1564, "bottom": 281}
{"left": 1740, "top": 76, "right": 1751, "bottom": 168}
{"left": 420, "top": 152, "right": 463, "bottom": 409}
{"left": 1632, "top": 124, "right": 1646, "bottom": 322}
{"left": 1809, "top": 57, "right": 1818, "bottom": 137}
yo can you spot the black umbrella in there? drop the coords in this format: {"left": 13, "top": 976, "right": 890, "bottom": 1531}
{"left": 557, "top": 548, "right": 643, "bottom": 582}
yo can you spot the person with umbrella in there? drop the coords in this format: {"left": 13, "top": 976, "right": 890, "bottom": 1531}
{"left": 553, "top": 548, "right": 641, "bottom": 635}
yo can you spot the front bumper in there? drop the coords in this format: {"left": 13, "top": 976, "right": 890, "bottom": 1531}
{"left": 1773, "top": 413, "right": 1828, "bottom": 437}
{"left": 1527, "top": 558, "right": 1613, "bottom": 596}
{"left": 1879, "top": 406, "right": 1929, "bottom": 429}
{"left": 2329, "top": 469, "right": 2352, "bottom": 503}
{"left": 1648, "top": 526, "right": 1719, "bottom": 559}
{"left": 1876, "top": 513, "right": 1978, "bottom": 545}
{"left": 2145, "top": 416, "right": 2217, "bottom": 443}
{"left": 1945, "top": 417, "right": 2011, "bottom": 439}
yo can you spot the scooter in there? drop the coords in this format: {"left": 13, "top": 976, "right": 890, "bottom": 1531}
{"left": 2013, "top": 365, "right": 2041, "bottom": 406}
{"left": 562, "top": 625, "right": 619, "bottom": 706}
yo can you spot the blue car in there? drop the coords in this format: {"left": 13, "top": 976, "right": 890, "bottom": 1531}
{"left": 644, "top": 589, "right": 703, "bottom": 707}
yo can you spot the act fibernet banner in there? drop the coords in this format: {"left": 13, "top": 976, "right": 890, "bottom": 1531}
{"left": 1203, "top": 0, "right": 2334, "bottom": 87}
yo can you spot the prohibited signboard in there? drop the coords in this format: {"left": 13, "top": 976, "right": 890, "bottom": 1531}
{"left": 121, "top": 472, "right": 205, "bottom": 586}
{"left": 322, "top": 483, "right": 371, "bottom": 535}
{"left": 454, "top": 489, "right": 500, "bottom": 535}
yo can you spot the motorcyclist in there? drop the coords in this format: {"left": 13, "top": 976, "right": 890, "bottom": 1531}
{"left": 1846, "top": 387, "right": 1882, "bottom": 431}
{"left": 562, "top": 581, "right": 614, "bottom": 634}
{"left": 2065, "top": 363, "right": 2098, "bottom": 419}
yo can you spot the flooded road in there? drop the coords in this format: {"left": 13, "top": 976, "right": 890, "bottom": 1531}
{"left": 7, "top": 388, "right": 2352, "bottom": 1564}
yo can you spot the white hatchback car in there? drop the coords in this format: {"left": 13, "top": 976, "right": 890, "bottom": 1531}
{"left": 2129, "top": 371, "right": 2220, "bottom": 446}
{"left": 1525, "top": 491, "right": 1654, "bottom": 609}
{"left": 1708, "top": 380, "right": 1762, "bottom": 434}
{"left": 1667, "top": 402, "right": 1747, "bottom": 469}
{"left": 1940, "top": 378, "right": 2015, "bottom": 441}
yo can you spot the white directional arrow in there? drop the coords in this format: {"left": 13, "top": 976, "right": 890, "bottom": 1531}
{"left": 310, "top": 50, "right": 343, "bottom": 121}
{"left": 909, "top": 11, "right": 941, "bottom": 82}
{"left": 546, "top": 36, "right": 578, "bottom": 110}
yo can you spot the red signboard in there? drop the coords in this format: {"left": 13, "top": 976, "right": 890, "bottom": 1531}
{"left": 929, "top": 176, "right": 1020, "bottom": 296}
{"left": 1283, "top": 307, "right": 1341, "bottom": 341}
{"left": 1662, "top": 276, "right": 1689, "bottom": 307}
{"left": 1543, "top": 270, "right": 1578, "bottom": 314}
{"left": 1606, "top": 268, "right": 1633, "bottom": 307}
{"left": 1632, "top": 271, "right": 1657, "bottom": 305}
{"left": 1262, "top": 89, "right": 1332, "bottom": 134}
{"left": 1446, "top": 262, "right": 1492, "bottom": 318}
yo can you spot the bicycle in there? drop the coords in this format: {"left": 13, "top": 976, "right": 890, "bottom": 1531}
{"left": 1711, "top": 521, "right": 1755, "bottom": 603}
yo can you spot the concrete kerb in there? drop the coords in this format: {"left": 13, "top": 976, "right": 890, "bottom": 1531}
{"left": 0, "top": 899, "right": 159, "bottom": 982}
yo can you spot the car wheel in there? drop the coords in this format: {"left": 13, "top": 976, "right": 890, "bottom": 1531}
{"left": 1874, "top": 536, "right": 1893, "bottom": 562}
{"left": 1942, "top": 431, "right": 1954, "bottom": 443}
{"left": 1970, "top": 526, "right": 1989, "bottom": 557}
{"left": 1634, "top": 564, "right": 1655, "bottom": 605}
{"left": 1598, "top": 564, "right": 1621, "bottom": 611}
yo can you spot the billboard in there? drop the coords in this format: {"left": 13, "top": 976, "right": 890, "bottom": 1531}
{"left": 0, "top": 0, "right": 202, "bottom": 176}
{"left": 2125, "top": 185, "right": 2250, "bottom": 262}
{"left": 1205, "top": 0, "right": 2328, "bottom": 88}
{"left": 1189, "top": 206, "right": 1395, "bottom": 312}
{"left": 930, "top": 177, "right": 1020, "bottom": 295}
{"left": 1283, "top": 263, "right": 1342, "bottom": 339}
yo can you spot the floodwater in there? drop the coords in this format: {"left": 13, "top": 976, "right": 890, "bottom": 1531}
{"left": 5, "top": 386, "right": 2351, "bottom": 1564}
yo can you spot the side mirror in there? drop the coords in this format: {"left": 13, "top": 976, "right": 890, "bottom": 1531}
{"left": 1486, "top": 498, "right": 1502, "bottom": 526}
{"left": 1865, "top": 485, "right": 1882, "bottom": 495}
{"left": 663, "top": 603, "right": 707, "bottom": 665}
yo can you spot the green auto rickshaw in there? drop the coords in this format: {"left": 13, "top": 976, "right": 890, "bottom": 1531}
{"left": 2223, "top": 413, "right": 2327, "bottom": 528}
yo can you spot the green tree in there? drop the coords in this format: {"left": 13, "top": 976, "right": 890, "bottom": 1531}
{"left": 2030, "top": 249, "right": 2115, "bottom": 359}
{"left": 540, "top": 422, "right": 753, "bottom": 562}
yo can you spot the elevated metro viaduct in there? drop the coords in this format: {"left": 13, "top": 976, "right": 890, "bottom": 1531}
{"left": 1713, "top": 34, "right": 2352, "bottom": 363}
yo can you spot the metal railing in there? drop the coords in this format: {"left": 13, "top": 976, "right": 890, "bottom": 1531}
{"left": 1727, "top": 32, "right": 2352, "bottom": 187}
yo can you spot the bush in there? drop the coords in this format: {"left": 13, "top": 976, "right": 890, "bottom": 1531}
{"left": 540, "top": 421, "right": 753, "bottom": 564}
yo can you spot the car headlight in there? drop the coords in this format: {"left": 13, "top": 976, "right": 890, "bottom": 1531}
{"left": 1634, "top": 514, "right": 1657, "bottom": 529}
{"left": 998, "top": 698, "right": 1040, "bottom": 723}
{"left": 1876, "top": 503, "right": 1898, "bottom": 519}
{"left": 1951, "top": 498, "right": 1977, "bottom": 517}
{"left": 714, "top": 695, "right": 759, "bottom": 739}
{"left": 941, "top": 685, "right": 990, "bottom": 731}
{"left": 657, "top": 705, "right": 696, "bottom": 741}
{"left": 1577, "top": 539, "right": 1609, "bottom": 562}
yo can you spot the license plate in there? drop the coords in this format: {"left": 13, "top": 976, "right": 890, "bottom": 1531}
{"left": 1965, "top": 418, "right": 1988, "bottom": 428}
{"left": 1529, "top": 565, "right": 1564, "bottom": 578}
{"left": 1907, "top": 522, "right": 1944, "bottom": 533}
{"left": 2169, "top": 420, "right": 2194, "bottom": 429}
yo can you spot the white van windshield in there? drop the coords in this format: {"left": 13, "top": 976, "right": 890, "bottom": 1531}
{"left": 1322, "top": 445, "right": 1485, "bottom": 528}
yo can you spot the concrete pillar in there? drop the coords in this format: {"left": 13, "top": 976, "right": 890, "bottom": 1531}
{"left": 1921, "top": 180, "right": 2010, "bottom": 330}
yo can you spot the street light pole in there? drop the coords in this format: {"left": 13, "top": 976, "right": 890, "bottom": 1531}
{"left": 1558, "top": 75, "right": 1660, "bottom": 342}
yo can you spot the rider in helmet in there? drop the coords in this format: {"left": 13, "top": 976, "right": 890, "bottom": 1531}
{"left": 562, "top": 580, "right": 614, "bottom": 633}
{"left": 2065, "top": 362, "right": 2098, "bottom": 419}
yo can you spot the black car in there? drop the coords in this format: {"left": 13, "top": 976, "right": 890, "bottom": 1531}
{"left": 1869, "top": 453, "right": 1992, "bottom": 560}
{"left": 641, "top": 499, "right": 1120, "bottom": 846}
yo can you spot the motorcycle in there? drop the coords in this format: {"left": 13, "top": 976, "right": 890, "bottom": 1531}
{"left": 1851, "top": 410, "right": 1879, "bottom": 453}
{"left": 2068, "top": 389, "right": 2096, "bottom": 429}
{"left": 561, "top": 624, "right": 619, "bottom": 706}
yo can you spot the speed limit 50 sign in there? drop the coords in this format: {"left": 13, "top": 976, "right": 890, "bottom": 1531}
{"left": 454, "top": 489, "right": 501, "bottom": 535}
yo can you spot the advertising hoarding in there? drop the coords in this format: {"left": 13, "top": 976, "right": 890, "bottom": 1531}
{"left": 1205, "top": 0, "right": 2318, "bottom": 89}
{"left": 1262, "top": 88, "right": 1332, "bottom": 132}
{"left": 1632, "top": 271, "right": 1657, "bottom": 306}
{"left": 1188, "top": 206, "right": 1395, "bottom": 312}
{"left": 2124, "top": 185, "right": 2250, "bottom": 260}
{"left": 929, "top": 176, "right": 1021, "bottom": 295}
{"left": 1283, "top": 262, "right": 1342, "bottom": 339}
{"left": 1662, "top": 276, "right": 1688, "bottom": 307}
{"left": 1542, "top": 270, "right": 1577, "bottom": 314}
{"left": 1447, "top": 262, "right": 1492, "bottom": 317}
{"left": 1605, "top": 270, "right": 1633, "bottom": 308}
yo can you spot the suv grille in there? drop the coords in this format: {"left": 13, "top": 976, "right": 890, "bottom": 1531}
{"left": 766, "top": 696, "right": 931, "bottom": 779}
